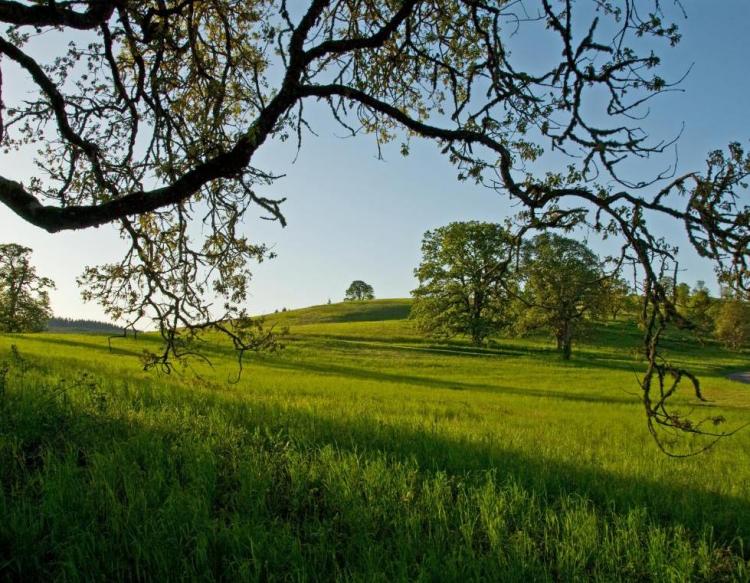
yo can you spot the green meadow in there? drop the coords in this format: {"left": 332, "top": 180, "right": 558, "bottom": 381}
{"left": 1, "top": 299, "right": 750, "bottom": 581}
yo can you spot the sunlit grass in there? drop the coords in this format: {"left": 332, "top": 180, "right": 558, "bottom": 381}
{"left": 1, "top": 299, "right": 749, "bottom": 580}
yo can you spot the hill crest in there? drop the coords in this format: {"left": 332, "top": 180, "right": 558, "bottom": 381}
{"left": 264, "top": 298, "right": 411, "bottom": 326}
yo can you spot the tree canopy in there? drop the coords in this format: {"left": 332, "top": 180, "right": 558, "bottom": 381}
{"left": 686, "top": 281, "right": 714, "bottom": 340}
{"left": 411, "top": 221, "right": 516, "bottom": 346}
{"left": 715, "top": 298, "right": 750, "bottom": 351}
{"left": 0, "top": 244, "right": 54, "bottom": 332}
{"left": 345, "top": 280, "right": 374, "bottom": 301}
{"left": 0, "top": 0, "right": 747, "bottom": 444}
{"left": 516, "top": 233, "right": 607, "bottom": 359}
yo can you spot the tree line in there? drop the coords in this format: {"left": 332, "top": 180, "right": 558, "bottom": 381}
{"left": 47, "top": 318, "right": 123, "bottom": 334}
{"left": 3, "top": 236, "right": 748, "bottom": 360}
{"left": 410, "top": 222, "right": 750, "bottom": 358}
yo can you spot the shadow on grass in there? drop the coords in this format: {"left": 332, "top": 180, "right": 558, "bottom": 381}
{"left": 257, "top": 356, "right": 645, "bottom": 407}
{"left": 4, "top": 369, "right": 748, "bottom": 545}
{"left": 284, "top": 333, "right": 661, "bottom": 381}
{"left": 16, "top": 333, "right": 239, "bottom": 362}
{"left": 267, "top": 301, "right": 412, "bottom": 327}
{"left": 18, "top": 335, "right": 726, "bottom": 411}
{"left": 4, "top": 352, "right": 750, "bottom": 583}
{"left": 292, "top": 333, "right": 540, "bottom": 358}
{"left": 250, "top": 399, "right": 750, "bottom": 542}
{"left": 294, "top": 331, "right": 733, "bottom": 379}
{"left": 3, "top": 334, "right": 145, "bottom": 359}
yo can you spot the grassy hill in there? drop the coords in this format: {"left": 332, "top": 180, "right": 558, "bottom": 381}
{"left": 1, "top": 300, "right": 750, "bottom": 580}
{"left": 265, "top": 298, "right": 411, "bottom": 326}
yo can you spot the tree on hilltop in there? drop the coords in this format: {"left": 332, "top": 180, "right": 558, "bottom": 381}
{"left": 345, "top": 281, "right": 374, "bottom": 301}
{"left": 0, "top": 244, "right": 55, "bottom": 333}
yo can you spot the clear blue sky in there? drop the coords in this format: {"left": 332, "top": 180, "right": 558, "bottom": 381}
{"left": 1, "top": 1, "right": 748, "bottom": 320}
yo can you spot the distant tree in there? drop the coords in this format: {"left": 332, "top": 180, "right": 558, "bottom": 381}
{"left": 0, "top": 244, "right": 55, "bottom": 332}
{"left": 411, "top": 222, "right": 516, "bottom": 346}
{"left": 47, "top": 317, "right": 122, "bottom": 334}
{"left": 675, "top": 282, "right": 692, "bottom": 314}
{"left": 658, "top": 276, "right": 676, "bottom": 301}
{"left": 714, "top": 298, "right": 750, "bottom": 350}
{"left": 516, "top": 234, "right": 607, "bottom": 359}
{"left": 687, "top": 281, "right": 714, "bottom": 338}
{"left": 602, "top": 276, "right": 631, "bottom": 320}
{"left": 345, "top": 281, "right": 374, "bottom": 302}
{"left": 719, "top": 285, "right": 735, "bottom": 300}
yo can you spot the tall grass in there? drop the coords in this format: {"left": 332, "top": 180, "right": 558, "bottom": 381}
{"left": 1, "top": 301, "right": 749, "bottom": 580}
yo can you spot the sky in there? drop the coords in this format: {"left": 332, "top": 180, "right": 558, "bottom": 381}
{"left": 1, "top": 1, "right": 749, "bottom": 321}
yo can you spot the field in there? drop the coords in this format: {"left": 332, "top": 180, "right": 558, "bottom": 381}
{"left": 1, "top": 299, "right": 750, "bottom": 581}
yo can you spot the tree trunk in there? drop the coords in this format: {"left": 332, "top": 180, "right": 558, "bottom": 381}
{"left": 557, "top": 321, "right": 573, "bottom": 360}
{"left": 562, "top": 336, "right": 572, "bottom": 360}
{"left": 4, "top": 264, "right": 26, "bottom": 333}
{"left": 470, "top": 292, "right": 484, "bottom": 347}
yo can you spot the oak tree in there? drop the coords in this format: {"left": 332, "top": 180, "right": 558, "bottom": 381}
{"left": 411, "top": 221, "right": 516, "bottom": 346}
{"left": 0, "top": 1, "right": 747, "bottom": 445}
{"left": 686, "top": 281, "right": 714, "bottom": 339}
{"left": 675, "top": 282, "right": 691, "bottom": 314}
{"left": 516, "top": 234, "right": 606, "bottom": 359}
{"left": 715, "top": 297, "right": 750, "bottom": 351}
{"left": 345, "top": 280, "right": 374, "bottom": 301}
{"left": 602, "top": 276, "right": 631, "bottom": 321}
{"left": 0, "top": 244, "right": 54, "bottom": 332}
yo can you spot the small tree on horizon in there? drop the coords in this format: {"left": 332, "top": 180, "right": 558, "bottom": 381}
{"left": 0, "top": 244, "right": 55, "bottom": 333}
{"left": 345, "top": 281, "right": 374, "bottom": 302}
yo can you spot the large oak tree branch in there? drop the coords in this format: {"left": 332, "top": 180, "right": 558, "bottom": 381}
{"left": 0, "top": 0, "right": 116, "bottom": 29}
{"left": 303, "top": 0, "right": 421, "bottom": 63}
{"left": 297, "top": 83, "right": 524, "bottom": 200}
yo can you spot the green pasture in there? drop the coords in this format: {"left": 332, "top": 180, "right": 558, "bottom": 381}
{"left": 1, "top": 299, "right": 749, "bottom": 580}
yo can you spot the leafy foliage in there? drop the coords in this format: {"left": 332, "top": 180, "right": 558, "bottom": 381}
{"left": 0, "top": 244, "right": 54, "bottom": 333}
{"left": 714, "top": 299, "right": 750, "bottom": 350}
{"left": 516, "top": 234, "right": 608, "bottom": 360}
{"left": 601, "top": 276, "right": 632, "bottom": 321}
{"left": 344, "top": 280, "right": 375, "bottom": 301}
{"left": 686, "top": 281, "right": 715, "bottom": 339}
{"left": 411, "top": 222, "right": 516, "bottom": 346}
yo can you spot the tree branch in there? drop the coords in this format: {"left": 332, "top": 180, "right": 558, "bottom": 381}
{"left": 0, "top": 0, "right": 116, "bottom": 29}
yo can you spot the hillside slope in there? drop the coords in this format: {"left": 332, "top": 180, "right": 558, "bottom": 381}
{"left": 264, "top": 298, "right": 411, "bottom": 326}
